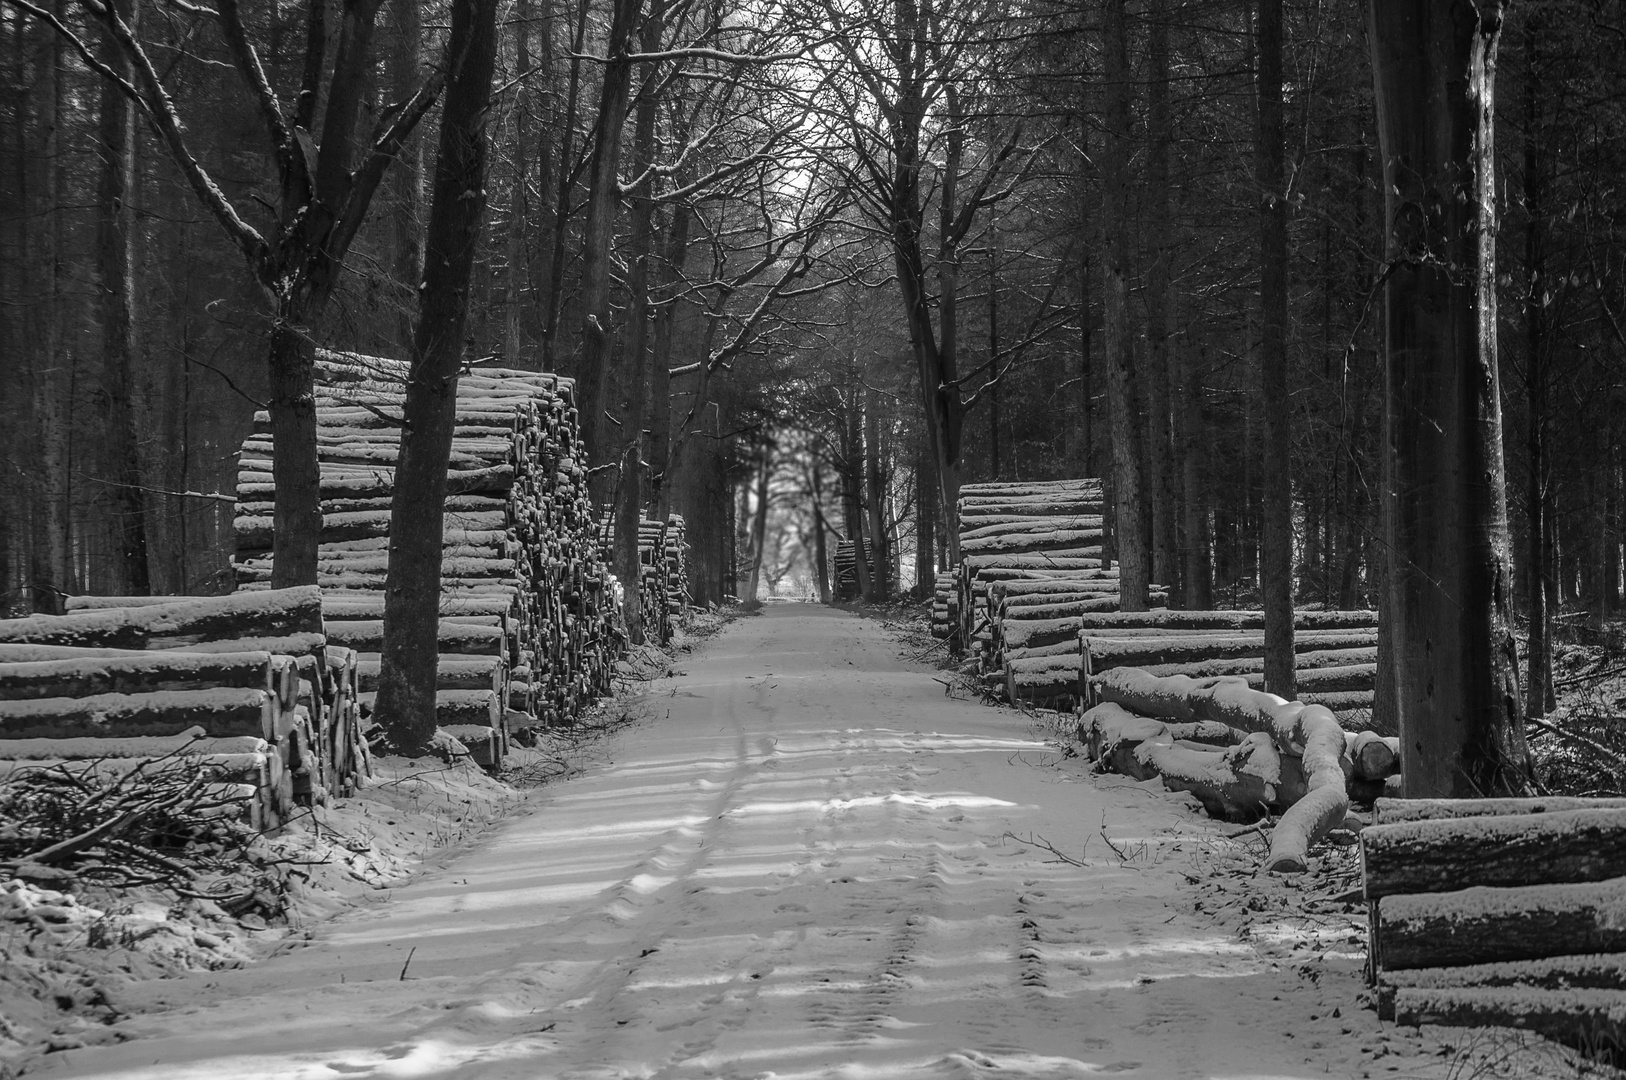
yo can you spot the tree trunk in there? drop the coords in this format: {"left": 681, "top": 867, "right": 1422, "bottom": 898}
{"left": 1181, "top": 346, "right": 1214, "bottom": 608}
{"left": 1258, "top": 0, "right": 1295, "bottom": 698}
{"left": 95, "top": 0, "right": 148, "bottom": 596}
{"left": 384, "top": 0, "right": 422, "bottom": 343}
{"left": 571, "top": 0, "right": 641, "bottom": 500}
{"left": 865, "top": 382, "right": 888, "bottom": 599}
{"left": 1101, "top": 0, "right": 1147, "bottom": 611}
{"left": 1146, "top": 0, "right": 1179, "bottom": 598}
{"left": 649, "top": 204, "right": 690, "bottom": 516}
{"left": 810, "top": 460, "right": 831, "bottom": 604}
{"left": 612, "top": 4, "right": 664, "bottom": 644}
{"left": 744, "top": 450, "right": 771, "bottom": 602}
{"left": 1368, "top": 0, "right": 1533, "bottom": 797}
{"left": 915, "top": 448, "right": 935, "bottom": 595}
{"left": 1523, "top": 16, "right": 1553, "bottom": 718}
{"left": 373, "top": 0, "right": 497, "bottom": 755}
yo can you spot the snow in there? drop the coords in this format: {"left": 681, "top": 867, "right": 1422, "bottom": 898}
{"left": 19, "top": 606, "right": 1551, "bottom": 1079}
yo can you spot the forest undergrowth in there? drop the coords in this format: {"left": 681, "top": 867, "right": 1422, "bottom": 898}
{"left": 0, "top": 607, "right": 736, "bottom": 1076}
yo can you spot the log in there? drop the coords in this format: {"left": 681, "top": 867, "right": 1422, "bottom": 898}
{"left": 357, "top": 689, "right": 501, "bottom": 727}
{"left": 1391, "top": 986, "right": 1626, "bottom": 1055}
{"left": 1347, "top": 731, "right": 1400, "bottom": 780}
{"left": 1373, "top": 796, "right": 1626, "bottom": 825}
{"left": 1082, "top": 630, "right": 1379, "bottom": 671}
{"left": 1362, "top": 809, "right": 1626, "bottom": 899}
{"left": 353, "top": 654, "right": 504, "bottom": 694}
{"left": 1079, "top": 702, "right": 1167, "bottom": 777}
{"left": 1377, "top": 953, "right": 1626, "bottom": 1019}
{"left": 1071, "top": 609, "right": 1379, "bottom": 632}
{"left": 1143, "top": 732, "right": 1282, "bottom": 823}
{"left": 0, "top": 651, "right": 297, "bottom": 708}
{"left": 1377, "top": 876, "right": 1626, "bottom": 969}
{"left": 0, "top": 587, "right": 322, "bottom": 650}
{"left": 0, "top": 688, "right": 279, "bottom": 739}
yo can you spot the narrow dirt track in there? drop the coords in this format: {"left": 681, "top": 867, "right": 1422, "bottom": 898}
{"left": 40, "top": 605, "right": 1440, "bottom": 1080}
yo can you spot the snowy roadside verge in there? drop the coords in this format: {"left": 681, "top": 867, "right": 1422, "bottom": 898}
{"left": 0, "top": 606, "right": 735, "bottom": 1078}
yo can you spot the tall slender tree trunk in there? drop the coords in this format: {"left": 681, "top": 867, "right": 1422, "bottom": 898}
{"left": 915, "top": 446, "right": 935, "bottom": 594}
{"left": 95, "top": 0, "right": 148, "bottom": 596}
{"left": 1368, "top": 0, "right": 1533, "bottom": 797}
{"left": 1181, "top": 346, "right": 1214, "bottom": 608}
{"left": 1521, "top": 16, "right": 1553, "bottom": 718}
{"left": 1102, "top": 0, "right": 1147, "bottom": 610}
{"left": 374, "top": 0, "right": 498, "bottom": 754}
{"left": 744, "top": 451, "right": 771, "bottom": 602}
{"left": 1258, "top": 0, "right": 1295, "bottom": 697}
{"left": 865, "top": 382, "right": 889, "bottom": 599}
{"left": 810, "top": 460, "right": 831, "bottom": 604}
{"left": 612, "top": 3, "right": 664, "bottom": 643}
{"left": 31, "top": 8, "right": 68, "bottom": 612}
{"left": 649, "top": 204, "right": 690, "bottom": 516}
{"left": 571, "top": 0, "right": 640, "bottom": 494}
{"left": 385, "top": 0, "right": 422, "bottom": 342}
{"left": 1146, "top": 0, "right": 1179, "bottom": 597}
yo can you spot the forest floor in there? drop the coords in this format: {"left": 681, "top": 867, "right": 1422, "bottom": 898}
{"left": 6, "top": 604, "right": 1619, "bottom": 1080}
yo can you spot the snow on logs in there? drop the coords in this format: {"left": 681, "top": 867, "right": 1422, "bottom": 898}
{"left": 233, "top": 352, "right": 626, "bottom": 745}
{"left": 1078, "top": 668, "right": 1399, "bottom": 873}
{"left": 1362, "top": 797, "right": 1626, "bottom": 1055}
{"left": 0, "top": 587, "right": 360, "bottom": 829}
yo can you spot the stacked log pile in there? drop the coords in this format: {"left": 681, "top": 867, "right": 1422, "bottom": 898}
{"left": 952, "top": 478, "right": 1150, "bottom": 661}
{"left": 233, "top": 352, "right": 624, "bottom": 742}
{"left": 1363, "top": 797, "right": 1626, "bottom": 1058}
{"left": 0, "top": 587, "right": 359, "bottom": 830}
{"left": 930, "top": 571, "right": 958, "bottom": 640}
{"left": 663, "top": 515, "right": 690, "bottom": 628}
{"left": 1067, "top": 610, "right": 1380, "bottom": 722}
{"left": 832, "top": 540, "right": 872, "bottom": 602}
{"left": 1080, "top": 667, "right": 1402, "bottom": 871}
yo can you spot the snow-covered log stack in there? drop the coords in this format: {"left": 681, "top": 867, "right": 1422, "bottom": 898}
{"left": 1363, "top": 796, "right": 1626, "bottom": 1056}
{"left": 1064, "top": 610, "right": 1381, "bottom": 722}
{"left": 636, "top": 518, "right": 672, "bottom": 645}
{"left": 832, "top": 540, "right": 871, "bottom": 602}
{"left": 1080, "top": 667, "right": 1403, "bottom": 872}
{"left": 930, "top": 571, "right": 958, "bottom": 640}
{"left": 0, "top": 586, "right": 359, "bottom": 829}
{"left": 953, "top": 478, "right": 1159, "bottom": 660}
{"left": 663, "top": 515, "right": 689, "bottom": 629}
{"left": 233, "top": 352, "right": 624, "bottom": 742}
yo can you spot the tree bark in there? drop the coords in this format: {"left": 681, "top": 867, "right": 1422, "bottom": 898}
{"left": 1146, "top": 0, "right": 1180, "bottom": 598}
{"left": 1368, "top": 0, "right": 1533, "bottom": 797}
{"left": 1258, "top": 0, "right": 1295, "bottom": 698}
{"left": 1521, "top": 16, "right": 1554, "bottom": 718}
{"left": 1101, "top": 0, "right": 1147, "bottom": 611}
{"left": 94, "top": 0, "right": 148, "bottom": 596}
{"left": 744, "top": 450, "right": 772, "bottom": 602}
{"left": 810, "top": 460, "right": 831, "bottom": 604}
{"left": 572, "top": 0, "right": 641, "bottom": 501}
{"left": 865, "top": 382, "right": 889, "bottom": 599}
{"left": 373, "top": 0, "right": 498, "bottom": 754}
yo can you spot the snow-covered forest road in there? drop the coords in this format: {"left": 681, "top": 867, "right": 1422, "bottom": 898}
{"left": 42, "top": 606, "right": 1451, "bottom": 1079}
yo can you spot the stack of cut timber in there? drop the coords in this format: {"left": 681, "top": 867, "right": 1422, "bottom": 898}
{"left": 832, "top": 540, "right": 871, "bottom": 602}
{"left": 1081, "top": 667, "right": 1401, "bottom": 871}
{"left": 930, "top": 570, "right": 958, "bottom": 640}
{"left": 637, "top": 518, "right": 671, "bottom": 644}
{"left": 318, "top": 593, "right": 514, "bottom": 768}
{"left": 954, "top": 478, "right": 1163, "bottom": 659}
{"left": 1073, "top": 610, "right": 1380, "bottom": 723}
{"left": 664, "top": 515, "right": 690, "bottom": 627}
{"left": 1363, "top": 797, "right": 1626, "bottom": 1059}
{"left": 0, "top": 586, "right": 360, "bottom": 829}
{"left": 233, "top": 351, "right": 625, "bottom": 744}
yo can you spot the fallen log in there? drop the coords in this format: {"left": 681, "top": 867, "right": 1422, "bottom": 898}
{"left": 1095, "top": 668, "right": 1350, "bottom": 872}
{"left": 1144, "top": 732, "right": 1282, "bottom": 823}
{"left": 1377, "top": 876, "right": 1626, "bottom": 970}
{"left": 1082, "top": 630, "right": 1379, "bottom": 672}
